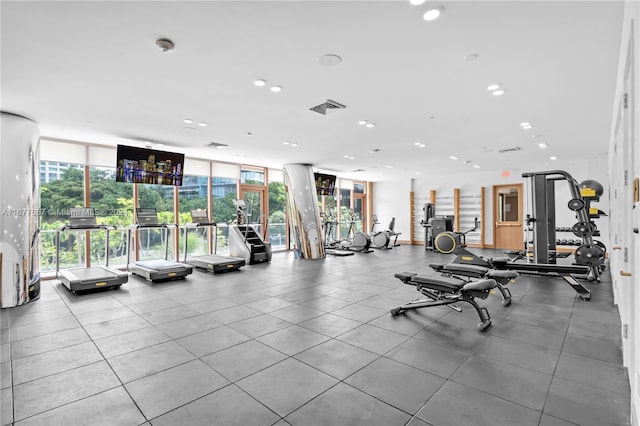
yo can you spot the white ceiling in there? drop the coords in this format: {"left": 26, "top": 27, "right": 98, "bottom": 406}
{"left": 1, "top": 1, "right": 624, "bottom": 181}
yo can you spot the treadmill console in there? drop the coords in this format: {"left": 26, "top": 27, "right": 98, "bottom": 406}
{"left": 69, "top": 207, "right": 98, "bottom": 228}
{"left": 136, "top": 208, "right": 159, "bottom": 225}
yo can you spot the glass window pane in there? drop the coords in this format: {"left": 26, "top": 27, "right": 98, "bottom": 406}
{"left": 90, "top": 166, "right": 133, "bottom": 267}
{"left": 137, "top": 184, "right": 176, "bottom": 259}
{"left": 240, "top": 169, "right": 265, "bottom": 185}
{"left": 179, "top": 175, "right": 210, "bottom": 257}
{"left": 498, "top": 188, "right": 519, "bottom": 222}
{"left": 354, "top": 182, "right": 365, "bottom": 194}
{"left": 268, "top": 181, "right": 287, "bottom": 251}
{"left": 212, "top": 177, "right": 238, "bottom": 254}
{"left": 339, "top": 188, "right": 351, "bottom": 238}
{"left": 39, "top": 161, "right": 85, "bottom": 272}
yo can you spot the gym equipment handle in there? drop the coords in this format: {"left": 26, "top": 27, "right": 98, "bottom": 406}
{"left": 613, "top": 246, "right": 622, "bottom": 250}
{"left": 620, "top": 270, "right": 632, "bottom": 277}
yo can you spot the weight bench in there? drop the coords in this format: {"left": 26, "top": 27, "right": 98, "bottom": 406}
{"left": 392, "top": 272, "right": 497, "bottom": 331}
{"left": 429, "top": 263, "right": 517, "bottom": 306}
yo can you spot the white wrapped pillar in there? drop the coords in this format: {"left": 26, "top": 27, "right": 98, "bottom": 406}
{"left": 1, "top": 112, "right": 41, "bottom": 308}
{"left": 282, "top": 164, "right": 325, "bottom": 259}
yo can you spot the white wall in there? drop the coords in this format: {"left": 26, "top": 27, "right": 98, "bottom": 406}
{"left": 371, "top": 180, "right": 411, "bottom": 242}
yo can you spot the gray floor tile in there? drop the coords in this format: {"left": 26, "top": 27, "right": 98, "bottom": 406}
{"left": 228, "top": 314, "right": 293, "bottom": 338}
{"left": 176, "top": 325, "right": 250, "bottom": 357}
{"left": 1, "top": 387, "right": 12, "bottom": 425}
{"left": 414, "top": 320, "right": 489, "bottom": 352}
{"left": 128, "top": 298, "right": 182, "bottom": 314}
{"left": 154, "top": 314, "right": 222, "bottom": 339}
{"left": 504, "top": 302, "right": 572, "bottom": 332}
{"left": 257, "top": 325, "right": 329, "bottom": 356}
{"left": 65, "top": 297, "right": 124, "bottom": 315}
{"left": 345, "top": 357, "right": 445, "bottom": 415}
{"left": 151, "top": 384, "right": 280, "bottom": 426}
{"left": 474, "top": 334, "right": 560, "bottom": 375}
{"left": 0, "top": 361, "right": 11, "bottom": 389}
{"left": 83, "top": 314, "right": 152, "bottom": 340}
{"left": 416, "top": 381, "right": 540, "bottom": 426}
{"left": 200, "top": 305, "right": 263, "bottom": 325}
{"left": 14, "top": 386, "right": 146, "bottom": 426}
{"left": 10, "top": 327, "right": 90, "bottom": 360}
{"left": 13, "top": 361, "right": 120, "bottom": 421}
{"left": 568, "top": 316, "right": 623, "bottom": 343}
{"left": 201, "top": 339, "right": 287, "bottom": 382}
{"left": 554, "top": 352, "right": 630, "bottom": 395}
{"left": 75, "top": 306, "right": 137, "bottom": 326}
{"left": 299, "top": 295, "right": 353, "bottom": 312}
{"left": 8, "top": 307, "right": 72, "bottom": 328}
{"left": 12, "top": 341, "right": 103, "bottom": 385}
{"left": 237, "top": 358, "right": 338, "bottom": 417}
{"left": 491, "top": 318, "right": 566, "bottom": 350}
{"left": 298, "top": 313, "right": 362, "bottom": 337}
{"left": 108, "top": 340, "right": 195, "bottom": 383}
{"left": 367, "top": 309, "right": 437, "bottom": 336}
{"left": 0, "top": 343, "right": 8, "bottom": 361}
{"left": 94, "top": 326, "right": 171, "bottom": 358}
{"left": 544, "top": 376, "right": 630, "bottom": 425}
{"left": 295, "top": 339, "right": 379, "bottom": 380}
{"left": 285, "top": 382, "right": 411, "bottom": 426}
{"left": 268, "top": 305, "right": 325, "bottom": 324}
{"left": 140, "top": 305, "right": 201, "bottom": 325}
{"left": 386, "top": 337, "right": 469, "bottom": 378}
{"left": 186, "top": 297, "right": 239, "bottom": 314}
{"left": 331, "top": 304, "right": 387, "bottom": 322}
{"left": 245, "top": 296, "right": 295, "bottom": 313}
{"left": 125, "top": 359, "right": 229, "bottom": 419}
{"left": 10, "top": 316, "right": 81, "bottom": 342}
{"left": 538, "top": 414, "right": 579, "bottom": 426}
{"left": 336, "top": 324, "right": 408, "bottom": 355}
{"left": 563, "top": 331, "right": 623, "bottom": 364}
{"left": 451, "top": 354, "right": 552, "bottom": 411}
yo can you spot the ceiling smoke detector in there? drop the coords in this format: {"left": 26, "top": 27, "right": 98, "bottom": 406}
{"left": 155, "top": 38, "right": 175, "bottom": 53}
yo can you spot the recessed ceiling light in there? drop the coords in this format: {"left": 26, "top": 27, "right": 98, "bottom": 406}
{"left": 550, "top": 156, "right": 557, "bottom": 160}
{"left": 409, "top": 0, "right": 427, "bottom": 5}
{"left": 416, "top": 171, "right": 423, "bottom": 175}
{"left": 473, "top": 165, "right": 481, "bottom": 168}
{"left": 385, "top": 165, "right": 394, "bottom": 169}
{"left": 366, "top": 123, "right": 375, "bottom": 128}
{"left": 283, "top": 141, "right": 290, "bottom": 145}
{"left": 344, "top": 155, "right": 355, "bottom": 160}
{"left": 520, "top": 122, "right": 530, "bottom": 127}
{"left": 254, "top": 79, "right": 266, "bottom": 87}
{"left": 538, "top": 143, "right": 548, "bottom": 148}
{"left": 270, "top": 85, "right": 282, "bottom": 92}
{"left": 487, "top": 84, "right": 501, "bottom": 91}
{"left": 492, "top": 90, "right": 505, "bottom": 96}
{"left": 532, "top": 134, "right": 543, "bottom": 139}
{"left": 464, "top": 54, "right": 478, "bottom": 62}
{"left": 291, "top": 142, "right": 298, "bottom": 147}
{"left": 358, "top": 120, "right": 367, "bottom": 125}
{"left": 319, "top": 54, "right": 342, "bottom": 67}
{"left": 449, "top": 155, "right": 458, "bottom": 160}
{"left": 184, "top": 119, "right": 193, "bottom": 124}
{"left": 198, "top": 122, "right": 207, "bottom": 127}
{"left": 522, "top": 124, "right": 532, "bottom": 129}
{"left": 423, "top": 6, "right": 443, "bottom": 21}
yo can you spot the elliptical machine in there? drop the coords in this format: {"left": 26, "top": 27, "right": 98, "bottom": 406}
{"left": 324, "top": 209, "right": 371, "bottom": 253}
{"left": 433, "top": 218, "right": 479, "bottom": 254}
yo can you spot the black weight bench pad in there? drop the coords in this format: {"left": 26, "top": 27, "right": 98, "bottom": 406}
{"left": 486, "top": 270, "right": 518, "bottom": 279}
{"left": 395, "top": 272, "right": 465, "bottom": 292}
{"left": 491, "top": 258, "right": 589, "bottom": 275}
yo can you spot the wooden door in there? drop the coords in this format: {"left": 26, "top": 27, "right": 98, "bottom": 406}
{"left": 493, "top": 184, "right": 524, "bottom": 251}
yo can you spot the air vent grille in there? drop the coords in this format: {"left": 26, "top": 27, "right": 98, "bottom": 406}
{"left": 205, "top": 141, "right": 229, "bottom": 149}
{"left": 309, "top": 99, "right": 346, "bottom": 115}
{"left": 497, "top": 147, "right": 522, "bottom": 154}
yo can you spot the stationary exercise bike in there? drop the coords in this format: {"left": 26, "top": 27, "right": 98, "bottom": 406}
{"left": 370, "top": 215, "right": 401, "bottom": 249}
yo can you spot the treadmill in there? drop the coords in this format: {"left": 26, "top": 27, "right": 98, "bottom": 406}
{"left": 127, "top": 208, "right": 193, "bottom": 282}
{"left": 56, "top": 207, "right": 128, "bottom": 293}
{"left": 184, "top": 209, "right": 245, "bottom": 273}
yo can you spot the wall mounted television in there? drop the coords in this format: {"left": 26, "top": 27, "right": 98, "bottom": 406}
{"left": 116, "top": 145, "right": 185, "bottom": 186}
{"left": 314, "top": 172, "right": 337, "bottom": 196}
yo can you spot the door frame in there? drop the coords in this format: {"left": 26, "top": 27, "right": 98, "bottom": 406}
{"left": 239, "top": 184, "right": 268, "bottom": 237}
{"left": 492, "top": 183, "right": 524, "bottom": 250}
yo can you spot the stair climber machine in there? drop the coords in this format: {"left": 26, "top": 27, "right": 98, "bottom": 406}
{"left": 56, "top": 207, "right": 128, "bottom": 294}
{"left": 127, "top": 208, "right": 193, "bottom": 282}
{"left": 228, "top": 200, "right": 272, "bottom": 265}
{"left": 370, "top": 215, "right": 402, "bottom": 249}
{"left": 183, "top": 209, "right": 245, "bottom": 273}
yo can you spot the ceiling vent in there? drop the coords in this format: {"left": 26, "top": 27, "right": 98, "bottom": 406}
{"left": 309, "top": 99, "right": 346, "bottom": 115}
{"left": 497, "top": 147, "right": 522, "bottom": 154}
{"left": 352, "top": 169, "right": 366, "bottom": 173}
{"left": 204, "top": 141, "right": 229, "bottom": 149}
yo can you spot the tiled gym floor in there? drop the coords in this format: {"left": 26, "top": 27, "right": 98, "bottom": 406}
{"left": 0, "top": 246, "right": 630, "bottom": 426}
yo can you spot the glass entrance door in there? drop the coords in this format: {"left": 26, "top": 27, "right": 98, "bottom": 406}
{"left": 241, "top": 187, "right": 266, "bottom": 239}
